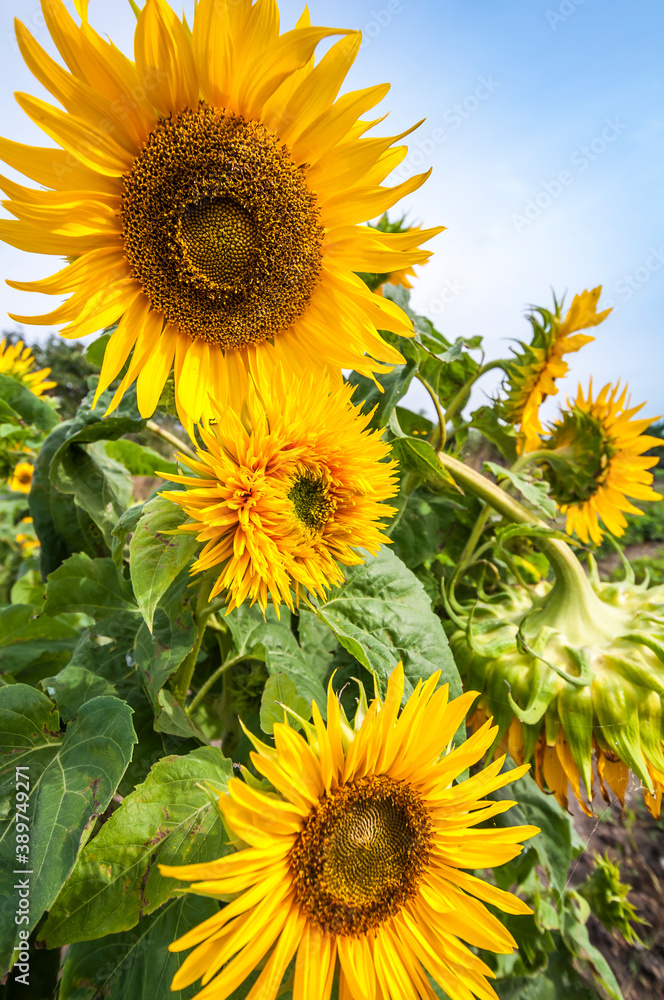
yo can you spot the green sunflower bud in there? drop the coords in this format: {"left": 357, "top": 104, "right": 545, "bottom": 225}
{"left": 578, "top": 853, "right": 645, "bottom": 945}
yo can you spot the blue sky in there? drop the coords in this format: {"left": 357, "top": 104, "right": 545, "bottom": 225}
{"left": 0, "top": 0, "right": 662, "bottom": 422}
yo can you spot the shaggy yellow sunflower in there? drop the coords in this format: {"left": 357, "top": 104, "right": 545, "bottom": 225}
{"left": 1, "top": 0, "right": 442, "bottom": 425}
{"left": 160, "top": 663, "right": 537, "bottom": 1000}
{"left": 498, "top": 288, "right": 611, "bottom": 453}
{"left": 539, "top": 380, "right": 661, "bottom": 544}
{"left": 9, "top": 461, "right": 33, "bottom": 493}
{"left": 0, "top": 338, "right": 55, "bottom": 397}
{"left": 160, "top": 372, "right": 397, "bottom": 614}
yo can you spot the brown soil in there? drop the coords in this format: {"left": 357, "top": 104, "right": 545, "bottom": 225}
{"left": 569, "top": 776, "right": 664, "bottom": 998}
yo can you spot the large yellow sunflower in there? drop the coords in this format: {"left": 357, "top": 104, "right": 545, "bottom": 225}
{"left": 1, "top": 0, "right": 442, "bottom": 424}
{"left": 160, "top": 663, "right": 537, "bottom": 1000}
{"left": 160, "top": 371, "right": 398, "bottom": 614}
{"left": 498, "top": 287, "right": 611, "bottom": 453}
{"left": 0, "top": 338, "right": 56, "bottom": 397}
{"left": 540, "top": 380, "right": 661, "bottom": 544}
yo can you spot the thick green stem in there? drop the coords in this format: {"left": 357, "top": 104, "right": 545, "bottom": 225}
{"left": 146, "top": 419, "right": 197, "bottom": 463}
{"left": 437, "top": 451, "right": 626, "bottom": 644}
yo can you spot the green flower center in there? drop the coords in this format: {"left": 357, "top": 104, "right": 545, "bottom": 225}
{"left": 288, "top": 474, "right": 334, "bottom": 531}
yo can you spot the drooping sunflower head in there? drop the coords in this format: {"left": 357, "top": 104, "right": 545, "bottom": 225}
{"left": 540, "top": 380, "right": 661, "bottom": 544}
{"left": 160, "top": 663, "right": 538, "bottom": 1000}
{"left": 451, "top": 558, "right": 664, "bottom": 819}
{"left": 9, "top": 461, "right": 33, "bottom": 494}
{"left": 0, "top": 338, "right": 56, "bottom": 397}
{"left": 497, "top": 287, "right": 611, "bottom": 453}
{"left": 2, "top": 0, "right": 443, "bottom": 425}
{"left": 160, "top": 372, "right": 398, "bottom": 614}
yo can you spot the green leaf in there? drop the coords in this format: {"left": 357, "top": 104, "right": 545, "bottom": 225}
{"left": 312, "top": 546, "right": 461, "bottom": 699}
{"left": 30, "top": 422, "right": 109, "bottom": 576}
{"left": 134, "top": 570, "right": 197, "bottom": 705}
{"left": 260, "top": 672, "right": 312, "bottom": 734}
{"left": 106, "top": 438, "right": 179, "bottom": 477}
{"left": 29, "top": 384, "right": 145, "bottom": 573}
{"left": 390, "top": 431, "right": 459, "bottom": 493}
{"left": 44, "top": 553, "right": 137, "bottom": 622}
{"left": 9, "top": 568, "right": 46, "bottom": 609}
{"left": 0, "top": 373, "right": 59, "bottom": 431}
{"left": 58, "top": 896, "right": 218, "bottom": 1000}
{"left": 111, "top": 501, "right": 145, "bottom": 570}
{"left": 84, "top": 332, "right": 111, "bottom": 368}
{"left": 225, "top": 604, "right": 327, "bottom": 711}
{"left": 0, "top": 688, "right": 136, "bottom": 974}
{"left": 471, "top": 405, "right": 518, "bottom": 464}
{"left": 40, "top": 663, "right": 118, "bottom": 723}
{"left": 490, "top": 765, "right": 583, "bottom": 900}
{"left": 154, "top": 688, "right": 207, "bottom": 741}
{"left": 484, "top": 462, "right": 557, "bottom": 519}
{"left": 41, "top": 746, "right": 233, "bottom": 947}
{"left": 0, "top": 605, "right": 79, "bottom": 675}
{"left": 391, "top": 490, "right": 464, "bottom": 570}
{"left": 50, "top": 438, "right": 133, "bottom": 549}
{"left": 130, "top": 495, "right": 199, "bottom": 630}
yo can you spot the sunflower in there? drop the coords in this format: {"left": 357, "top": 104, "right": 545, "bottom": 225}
{"left": 539, "top": 380, "right": 661, "bottom": 544}
{"left": 160, "top": 372, "right": 398, "bottom": 614}
{"left": 498, "top": 288, "right": 611, "bottom": 453}
{"left": 9, "top": 461, "right": 33, "bottom": 494}
{"left": 1, "top": 0, "right": 442, "bottom": 425}
{"left": 160, "top": 663, "right": 538, "bottom": 1000}
{"left": 0, "top": 338, "right": 56, "bottom": 397}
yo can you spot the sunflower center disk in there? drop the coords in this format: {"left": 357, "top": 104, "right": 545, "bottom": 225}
{"left": 178, "top": 198, "right": 258, "bottom": 288}
{"left": 290, "top": 776, "right": 433, "bottom": 936}
{"left": 121, "top": 103, "right": 324, "bottom": 350}
{"left": 288, "top": 474, "right": 334, "bottom": 531}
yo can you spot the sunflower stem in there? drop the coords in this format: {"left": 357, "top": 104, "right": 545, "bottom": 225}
{"left": 171, "top": 577, "right": 215, "bottom": 705}
{"left": 187, "top": 653, "right": 260, "bottom": 714}
{"left": 443, "top": 359, "right": 507, "bottom": 426}
{"left": 437, "top": 450, "right": 621, "bottom": 644}
{"left": 146, "top": 419, "right": 198, "bottom": 463}
{"left": 416, "top": 375, "right": 446, "bottom": 449}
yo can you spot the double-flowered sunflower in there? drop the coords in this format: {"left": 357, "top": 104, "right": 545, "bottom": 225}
{"left": 1, "top": 0, "right": 441, "bottom": 423}
{"left": 161, "top": 373, "right": 398, "bottom": 614}
{"left": 498, "top": 288, "right": 611, "bottom": 453}
{"left": 161, "top": 664, "right": 538, "bottom": 1000}
{"left": 540, "top": 380, "right": 661, "bottom": 544}
{"left": 0, "top": 338, "right": 55, "bottom": 397}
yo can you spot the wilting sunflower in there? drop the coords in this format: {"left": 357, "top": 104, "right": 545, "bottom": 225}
{"left": 0, "top": 338, "right": 55, "bottom": 397}
{"left": 160, "top": 372, "right": 397, "bottom": 614}
{"left": 9, "top": 461, "right": 33, "bottom": 494}
{"left": 1, "top": 0, "right": 442, "bottom": 424}
{"left": 498, "top": 288, "right": 611, "bottom": 453}
{"left": 160, "top": 663, "right": 537, "bottom": 1000}
{"left": 539, "top": 380, "right": 661, "bottom": 544}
